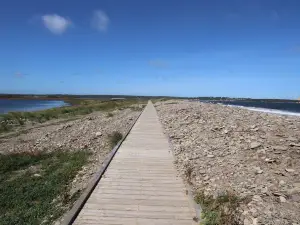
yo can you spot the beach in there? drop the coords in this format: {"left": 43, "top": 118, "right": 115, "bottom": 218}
{"left": 155, "top": 100, "right": 300, "bottom": 225}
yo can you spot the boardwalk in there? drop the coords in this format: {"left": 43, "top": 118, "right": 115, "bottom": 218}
{"left": 74, "top": 101, "right": 196, "bottom": 225}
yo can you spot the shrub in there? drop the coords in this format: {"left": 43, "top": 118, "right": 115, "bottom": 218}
{"left": 0, "top": 119, "right": 10, "bottom": 132}
{"left": 106, "top": 112, "right": 114, "bottom": 117}
{"left": 195, "top": 190, "right": 241, "bottom": 225}
{"left": 108, "top": 131, "right": 123, "bottom": 147}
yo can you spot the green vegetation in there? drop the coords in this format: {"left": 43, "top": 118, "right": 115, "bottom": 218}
{"left": 106, "top": 112, "right": 114, "bottom": 118}
{"left": 0, "top": 150, "right": 90, "bottom": 225}
{"left": 195, "top": 190, "right": 241, "bottom": 225}
{"left": 151, "top": 98, "right": 170, "bottom": 104}
{"left": 108, "top": 131, "right": 123, "bottom": 147}
{"left": 0, "top": 99, "right": 144, "bottom": 133}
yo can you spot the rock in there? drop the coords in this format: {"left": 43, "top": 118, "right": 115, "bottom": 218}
{"left": 294, "top": 183, "right": 300, "bottom": 188}
{"left": 279, "top": 196, "right": 287, "bottom": 203}
{"left": 199, "top": 170, "right": 206, "bottom": 174}
{"left": 287, "top": 137, "right": 298, "bottom": 142}
{"left": 95, "top": 132, "right": 102, "bottom": 137}
{"left": 244, "top": 218, "right": 252, "bottom": 225}
{"left": 33, "top": 173, "right": 41, "bottom": 177}
{"left": 257, "top": 149, "right": 266, "bottom": 155}
{"left": 265, "top": 158, "right": 275, "bottom": 163}
{"left": 290, "top": 143, "right": 300, "bottom": 147}
{"left": 252, "top": 195, "right": 263, "bottom": 202}
{"left": 287, "top": 183, "right": 300, "bottom": 195}
{"left": 285, "top": 168, "right": 295, "bottom": 173}
{"left": 279, "top": 180, "right": 286, "bottom": 186}
{"left": 255, "top": 167, "right": 263, "bottom": 174}
{"left": 273, "top": 146, "right": 288, "bottom": 151}
{"left": 203, "top": 176, "right": 209, "bottom": 181}
{"left": 207, "top": 154, "right": 215, "bottom": 158}
{"left": 250, "top": 142, "right": 261, "bottom": 149}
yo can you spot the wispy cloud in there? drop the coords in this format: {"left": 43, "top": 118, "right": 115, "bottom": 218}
{"left": 42, "top": 14, "right": 72, "bottom": 34}
{"left": 91, "top": 10, "right": 110, "bottom": 32}
{"left": 148, "top": 60, "right": 169, "bottom": 69}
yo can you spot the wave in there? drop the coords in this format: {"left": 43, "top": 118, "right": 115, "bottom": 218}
{"left": 226, "top": 105, "right": 300, "bottom": 117}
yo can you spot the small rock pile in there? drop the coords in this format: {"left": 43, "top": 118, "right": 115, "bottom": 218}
{"left": 155, "top": 100, "right": 300, "bottom": 225}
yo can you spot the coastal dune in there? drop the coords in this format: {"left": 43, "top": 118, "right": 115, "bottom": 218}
{"left": 155, "top": 100, "right": 300, "bottom": 225}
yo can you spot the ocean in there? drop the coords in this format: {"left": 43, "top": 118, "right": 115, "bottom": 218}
{"left": 0, "top": 99, "right": 69, "bottom": 114}
{"left": 204, "top": 100, "right": 300, "bottom": 116}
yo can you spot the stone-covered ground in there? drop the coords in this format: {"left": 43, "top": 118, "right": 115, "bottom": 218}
{"left": 155, "top": 100, "right": 300, "bottom": 225}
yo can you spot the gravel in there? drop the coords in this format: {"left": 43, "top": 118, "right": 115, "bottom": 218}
{"left": 155, "top": 100, "right": 300, "bottom": 225}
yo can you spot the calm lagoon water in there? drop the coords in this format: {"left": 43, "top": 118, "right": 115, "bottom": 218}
{"left": 0, "top": 99, "right": 69, "bottom": 114}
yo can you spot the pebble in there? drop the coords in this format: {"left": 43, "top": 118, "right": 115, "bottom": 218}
{"left": 279, "top": 180, "right": 286, "bottom": 186}
{"left": 95, "top": 132, "right": 102, "bottom": 137}
{"left": 286, "top": 168, "right": 295, "bottom": 173}
{"left": 255, "top": 167, "right": 263, "bottom": 174}
{"left": 250, "top": 142, "right": 262, "bottom": 149}
{"left": 279, "top": 196, "right": 287, "bottom": 203}
{"left": 155, "top": 100, "right": 300, "bottom": 224}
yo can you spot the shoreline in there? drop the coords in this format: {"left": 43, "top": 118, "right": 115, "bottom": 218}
{"left": 226, "top": 104, "right": 300, "bottom": 117}
{"left": 0, "top": 100, "right": 69, "bottom": 115}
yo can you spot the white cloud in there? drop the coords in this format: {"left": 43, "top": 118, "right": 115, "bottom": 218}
{"left": 42, "top": 14, "right": 71, "bottom": 34}
{"left": 92, "top": 10, "right": 109, "bottom": 32}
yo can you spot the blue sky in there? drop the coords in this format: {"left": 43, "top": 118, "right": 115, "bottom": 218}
{"left": 1, "top": 0, "right": 300, "bottom": 98}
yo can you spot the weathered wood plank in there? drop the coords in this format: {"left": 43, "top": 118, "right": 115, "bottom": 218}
{"left": 74, "top": 101, "right": 196, "bottom": 225}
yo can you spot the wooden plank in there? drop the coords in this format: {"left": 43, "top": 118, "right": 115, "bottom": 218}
{"left": 72, "top": 101, "right": 197, "bottom": 225}
{"left": 60, "top": 106, "right": 144, "bottom": 225}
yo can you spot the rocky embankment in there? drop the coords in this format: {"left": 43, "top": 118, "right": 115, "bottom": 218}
{"left": 155, "top": 100, "right": 300, "bottom": 225}
{"left": 0, "top": 108, "right": 141, "bottom": 197}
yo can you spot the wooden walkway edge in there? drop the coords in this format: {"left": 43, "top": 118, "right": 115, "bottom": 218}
{"left": 70, "top": 101, "right": 197, "bottom": 225}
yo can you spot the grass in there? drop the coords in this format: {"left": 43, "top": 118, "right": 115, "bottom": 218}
{"left": 0, "top": 150, "right": 90, "bottom": 225}
{"left": 108, "top": 131, "right": 123, "bottom": 147}
{"left": 195, "top": 190, "right": 241, "bottom": 225}
{"left": 151, "top": 98, "right": 169, "bottom": 104}
{"left": 0, "top": 99, "right": 145, "bottom": 134}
